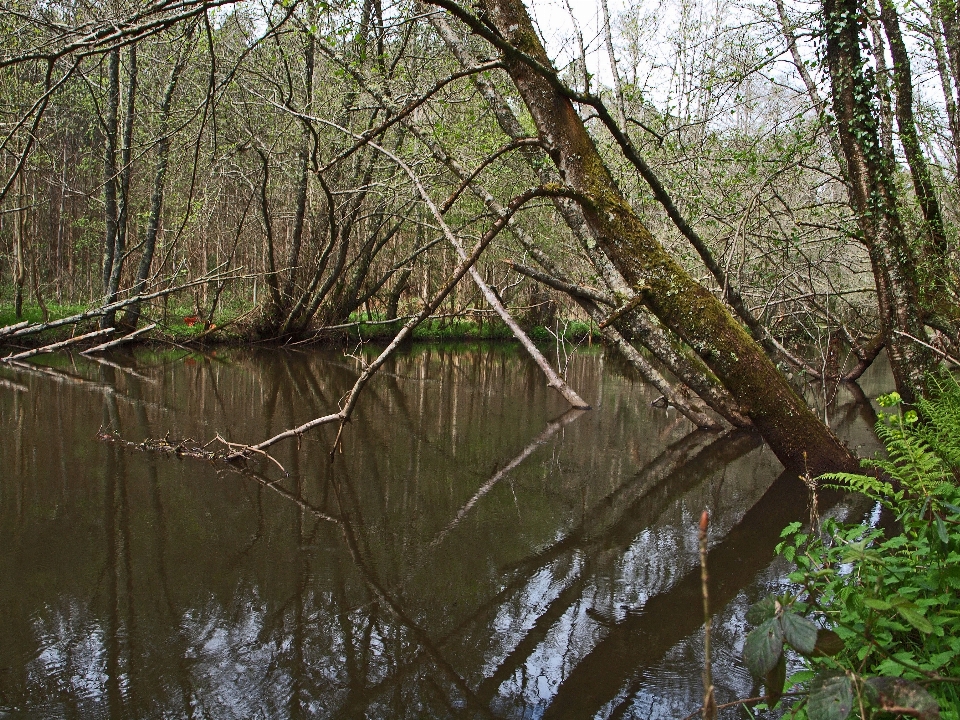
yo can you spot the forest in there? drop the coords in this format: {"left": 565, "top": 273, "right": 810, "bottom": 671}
{"left": 1, "top": 0, "right": 958, "bottom": 470}
{"left": 2, "top": 0, "right": 960, "bottom": 716}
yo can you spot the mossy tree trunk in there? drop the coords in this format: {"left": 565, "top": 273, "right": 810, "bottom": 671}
{"left": 822, "top": 0, "right": 936, "bottom": 403}
{"left": 445, "top": 0, "right": 857, "bottom": 473}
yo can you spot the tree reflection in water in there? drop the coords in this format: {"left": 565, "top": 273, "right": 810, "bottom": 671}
{"left": 0, "top": 344, "right": 885, "bottom": 718}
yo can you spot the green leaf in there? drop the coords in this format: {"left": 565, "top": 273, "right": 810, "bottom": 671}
{"left": 891, "top": 596, "right": 934, "bottom": 634}
{"left": 764, "top": 652, "right": 787, "bottom": 703}
{"left": 936, "top": 516, "right": 949, "bottom": 545}
{"left": 863, "top": 598, "right": 892, "bottom": 611}
{"left": 813, "top": 629, "right": 845, "bottom": 657}
{"left": 744, "top": 618, "right": 784, "bottom": 679}
{"left": 785, "top": 669, "right": 816, "bottom": 690}
{"left": 781, "top": 521, "right": 803, "bottom": 538}
{"left": 865, "top": 677, "right": 941, "bottom": 720}
{"left": 746, "top": 595, "right": 778, "bottom": 625}
{"left": 781, "top": 612, "right": 818, "bottom": 655}
{"left": 807, "top": 673, "right": 853, "bottom": 720}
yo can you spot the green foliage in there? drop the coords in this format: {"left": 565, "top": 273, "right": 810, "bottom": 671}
{"left": 0, "top": 300, "right": 89, "bottom": 329}
{"left": 743, "top": 376, "right": 960, "bottom": 720}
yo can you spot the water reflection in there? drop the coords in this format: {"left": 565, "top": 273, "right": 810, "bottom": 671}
{"left": 0, "top": 343, "right": 886, "bottom": 718}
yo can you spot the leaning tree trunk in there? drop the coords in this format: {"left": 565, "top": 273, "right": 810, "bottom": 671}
{"left": 433, "top": 0, "right": 857, "bottom": 474}
{"left": 427, "top": 16, "right": 750, "bottom": 426}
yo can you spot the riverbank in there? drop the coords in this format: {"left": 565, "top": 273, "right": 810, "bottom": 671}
{"left": 0, "top": 300, "right": 601, "bottom": 350}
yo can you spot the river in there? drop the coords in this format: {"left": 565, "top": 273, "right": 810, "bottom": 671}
{"left": 0, "top": 342, "right": 891, "bottom": 719}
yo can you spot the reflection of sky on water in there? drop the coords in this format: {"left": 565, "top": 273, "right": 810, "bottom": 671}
{"left": 0, "top": 344, "right": 884, "bottom": 718}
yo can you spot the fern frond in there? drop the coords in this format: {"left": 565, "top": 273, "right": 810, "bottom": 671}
{"left": 917, "top": 375, "right": 960, "bottom": 471}
{"left": 820, "top": 471, "right": 895, "bottom": 505}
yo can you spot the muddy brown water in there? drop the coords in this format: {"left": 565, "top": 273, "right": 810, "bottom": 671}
{"left": 0, "top": 343, "right": 890, "bottom": 719}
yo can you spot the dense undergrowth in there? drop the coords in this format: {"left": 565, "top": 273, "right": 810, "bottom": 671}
{"left": 743, "top": 376, "right": 960, "bottom": 720}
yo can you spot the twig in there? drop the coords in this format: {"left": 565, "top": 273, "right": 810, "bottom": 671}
{"left": 186, "top": 305, "right": 259, "bottom": 342}
{"left": 98, "top": 430, "right": 233, "bottom": 463}
{"left": 679, "top": 693, "right": 805, "bottom": 720}
{"left": 598, "top": 292, "right": 647, "bottom": 329}
{"left": 894, "top": 329, "right": 960, "bottom": 367}
{"left": 214, "top": 433, "right": 287, "bottom": 475}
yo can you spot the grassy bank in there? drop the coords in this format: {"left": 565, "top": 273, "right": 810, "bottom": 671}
{"left": 0, "top": 301, "right": 602, "bottom": 349}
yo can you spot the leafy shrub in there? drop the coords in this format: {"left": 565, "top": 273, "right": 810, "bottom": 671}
{"left": 743, "top": 376, "right": 960, "bottom": 720}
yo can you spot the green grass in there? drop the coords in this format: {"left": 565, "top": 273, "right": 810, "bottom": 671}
{"left": 344, "top": 316, "right": 601, "bottom": 343}
{"left": 1, "top": 299, "right": 602, "bottom": 347}
{"left": 0, "top": 301, "right": 88, "bottom": 328}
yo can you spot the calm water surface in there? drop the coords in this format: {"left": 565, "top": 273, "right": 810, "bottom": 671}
{"left": 0, "top": 342, "right": 890, "bottom": 719}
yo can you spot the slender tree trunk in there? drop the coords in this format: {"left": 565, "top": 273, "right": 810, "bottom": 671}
{"left": 439, "top": 0, "right": 857, "bottom": 473}
{"left": 123, "top": 37, "right": 189, "bottom": 329}
{"left": 929, "top": 1, "right": 960, "bottom": 177}
{"left": 13, "top": 171, "right": 26, "bottom": 319}
{"left": 282, "top": 28, "right": 316, "bottom": 305}
{"left": 879, "top": 0, "right": 949, "bottom": 260}
{"left": 256, "top": 147, "right": 283, "bottom": 322}
{"left": 101, "top": 48, "right": 121, "bottom": 299}
{"left": 774, "top": 0, "right": 847, "bottom": 176}
{"left": 428, "top": 14, "right": 750, "bottom": 427}
{"left": 936, "top": 0, "right": 960, "bottom": 129}
{"left": 386, "top": 266, "right": 411, "bottom": 320}
{"left": 599, "top": 0, "right": 627, "bottom": 130}
{"left": 103, "top": 45, "right": 137, "bottom": 328}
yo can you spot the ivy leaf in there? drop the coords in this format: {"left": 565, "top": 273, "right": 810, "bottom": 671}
{"left": 813, "top": 629, "right": 845, "bottom": 657}
{"left": 865, "top": 677, "right": 941, "bottom": 720}
{"left": 744, "top": 618, "right": 784, "bottom": 679}
{"left": 781, "top": 611, "right": 818, "bottom": 655}
{"left": 807, "top": 673, "right": 853, "bottom": 720}
{"left": 764, "top": 652, "right": 787, "bottom": 703}
{"left": 890, "top": 596, "right": 934, "bottom": 634}
{"left": 746, "top": 595, "right": 778, "bottom": 625}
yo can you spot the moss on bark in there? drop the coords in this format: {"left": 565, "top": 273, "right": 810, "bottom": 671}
{"left": 475, "top": 0, "right": 858, "bottom": 473}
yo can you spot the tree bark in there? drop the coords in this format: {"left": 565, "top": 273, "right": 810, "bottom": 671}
{"left": 428, "top": 15, "right": 752, "bottom": 427}
{"left": 434, "top": 0, "right": 856, "bottom": 473}
{"left": 282, "top": 26, "right": 316, "bottom": 305}
{"left": 929, "top": 1, "right": 960, "bottom": 176}
{"left": 122, "top": 35, "right": 190, "bottom": 329}
{"left": 103, "top": 44, "right": 138, "bottom": 329}
{"left": 101, "top": 47, "right": 121, "bottom": 300}
{"left": 12, "top": 171, "right": 26, "bottom": 319}
{"left": 878, "top": 0, "right": 949, "bottom": 260}
{"left": 822, "top": 0, "right": 936, "bottom": 401}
